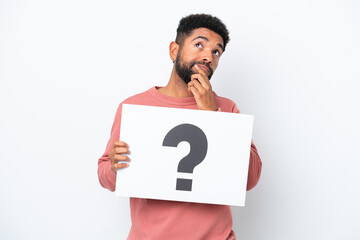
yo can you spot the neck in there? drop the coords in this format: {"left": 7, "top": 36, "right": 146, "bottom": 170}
{"left": 158, "top": 67, "right": 194, "bottom": 98}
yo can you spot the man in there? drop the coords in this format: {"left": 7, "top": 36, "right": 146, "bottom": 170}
{"left": 98, "top": 14, "right": 262, "bottom": 240}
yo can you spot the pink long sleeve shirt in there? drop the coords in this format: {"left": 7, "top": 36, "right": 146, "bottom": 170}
{"left": 98, "top": 86, "right": 262, "bottom": 240}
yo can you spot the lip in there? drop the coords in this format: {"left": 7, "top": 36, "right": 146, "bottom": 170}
{"left": 196, "top": 64, "right": 210, "bottom": 73}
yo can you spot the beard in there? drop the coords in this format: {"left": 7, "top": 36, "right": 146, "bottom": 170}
{"left": 174, "top": 53, "right": 214, "bottom": 84}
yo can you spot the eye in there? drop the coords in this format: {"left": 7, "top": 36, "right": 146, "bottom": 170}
{"left": 195, "top": 43, "right": 203, "bottom": 48}
{"left": 213, "top": 50, "right": 220, "bottom": 56}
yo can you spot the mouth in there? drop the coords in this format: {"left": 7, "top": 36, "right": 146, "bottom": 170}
{"left": 195, "top": 64, "right": 210, "bottom": 74}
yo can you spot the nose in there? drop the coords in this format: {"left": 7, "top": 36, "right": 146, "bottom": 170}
{"left": 202, "top": 50, "right": 213, "bottom": 63}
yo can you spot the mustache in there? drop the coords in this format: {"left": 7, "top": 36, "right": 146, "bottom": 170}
{"left": 190, "top": 61, "right": 213, "bottom": 75}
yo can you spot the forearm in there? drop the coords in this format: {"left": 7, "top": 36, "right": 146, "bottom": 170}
{"left": 98, "top": 104, "right": 122, "bottom": 192}
{"left": 229, "top": 103, "right": 262, "bottom": 190}
{"left": 98, "top": 156, "right": 117, "bottom": 192}
{"left": 246, "top": 141, "right": 262, "bottom": 190}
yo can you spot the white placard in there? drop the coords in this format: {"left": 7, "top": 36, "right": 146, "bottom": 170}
{"left": 115, "top": 104, "right": 254, "bottom": 206}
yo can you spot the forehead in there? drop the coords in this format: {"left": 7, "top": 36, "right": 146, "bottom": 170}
{"left": 185, "top": 28, "right": 224, "bottom": 46}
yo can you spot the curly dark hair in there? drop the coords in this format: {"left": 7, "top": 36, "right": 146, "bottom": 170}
{"left": 175, "top": 14, "right": 230, "bottom": 51}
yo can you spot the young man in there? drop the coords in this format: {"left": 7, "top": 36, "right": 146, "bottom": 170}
{"left": 98, "top": 14, "right": 262, "bottom": 240}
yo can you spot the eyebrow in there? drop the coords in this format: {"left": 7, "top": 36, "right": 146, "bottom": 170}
{"left": 191, "top": 36, "right": 224, "bottom": 52}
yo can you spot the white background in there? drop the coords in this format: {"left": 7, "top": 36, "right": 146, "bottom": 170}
{"left": 0, "top": 0, "right": 359, "bottom": 239}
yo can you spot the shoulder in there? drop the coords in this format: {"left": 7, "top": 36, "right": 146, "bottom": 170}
{"left": 114, "top": 87, "right": 161, "bottom": 110}
{"left": 112, "top": 87, "right": 154, "bottom": 114}
{"left": 121, "top": 87, "right": 154, "bottom": 104}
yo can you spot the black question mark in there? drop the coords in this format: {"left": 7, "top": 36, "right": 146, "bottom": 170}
{"left": 162, "top": 123, "right": 208, "bottom": 191}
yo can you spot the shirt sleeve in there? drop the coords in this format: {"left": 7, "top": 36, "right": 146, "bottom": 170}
{"left": 231, "top": 104, "right": 262, "bottom": 191}
{"left": 97, "top": 104, "right": 123, "bottom": 192}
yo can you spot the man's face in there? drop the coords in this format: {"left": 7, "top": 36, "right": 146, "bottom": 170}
{"left": 174, "top": 28, "right": 224, "bottom": 84}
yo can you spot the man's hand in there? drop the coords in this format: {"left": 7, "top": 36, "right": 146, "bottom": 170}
{"left": 187, "top": 64, "right": 218, "bottom": 111}
{"left": 109, "top": 141, "right": 130, "bottom": 173}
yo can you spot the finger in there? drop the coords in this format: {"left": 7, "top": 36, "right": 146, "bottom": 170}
{"left": 113, "top": 162, "right": 129, "bottom": 170}
{"left": 194, "top": 65, "right": 212, "bottom": 89}
{"left": 194, "top": 64, "right": 210, "bottom": 81}
{"left": 194, "top": 64, "right": 206, "bottom": 76}
{"left": 114, "top": 154, "right": 130, "bottom": 162}
{"left": 187, "top": 81, "right": 195, "bottom": 92}
{"left": 191, "top": 73, "right": 203, "bottom": 84}
{"left": 191, "top": 72, "right": 210, "bottom": 90}
{"left": 113, "top": 141, "right": 129, "bottom": 148}
{"left": 114, "top": 147, "right": 130, "bottom": 154}
{"left": 190, "top": 79, "right": 207, "bottom": 95}
{"left": 188, "top": 85, "right": 201, "bottom": 98}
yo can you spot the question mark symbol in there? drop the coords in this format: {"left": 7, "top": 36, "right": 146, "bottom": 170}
{"left": 162, "top": 123, "right": 208, "bottom": 191}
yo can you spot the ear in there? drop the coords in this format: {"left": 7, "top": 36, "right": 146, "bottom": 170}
{"left": 169, "top": 41, "right": 179, "bottom": 63}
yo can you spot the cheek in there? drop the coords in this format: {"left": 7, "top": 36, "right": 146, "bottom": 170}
{"left": 181, "top": 52, "right": 193, "bottom": 63}
{"left": 211, "top": 61, "right": 219, "bottom": 70}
